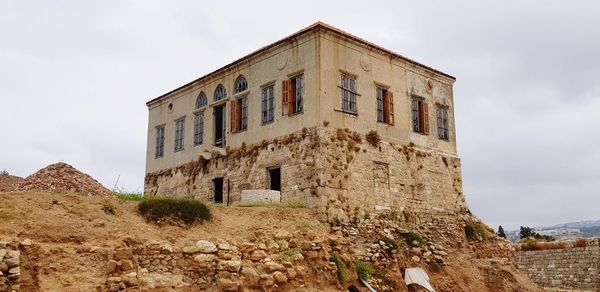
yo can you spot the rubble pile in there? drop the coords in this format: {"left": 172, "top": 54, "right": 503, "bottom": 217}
{"left": 0, "top": 175, "right": 23, "bottom": 192}
{"left": 18, "top": 162, "right": 111, "bottom": 196}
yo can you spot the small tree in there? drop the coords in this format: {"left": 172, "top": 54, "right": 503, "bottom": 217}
{"left": 520, "top": 226, "right": 536, "bottom": 239}
{"left": 497, "top": 225, "right": 506, "bottom": 238}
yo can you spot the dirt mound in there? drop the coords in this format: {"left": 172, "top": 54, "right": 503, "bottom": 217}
{"left": 0, "top": 174, "right": 24, "bottom": 191}
{"left": 18, "top": 162, "right": 112, "bottom": 196}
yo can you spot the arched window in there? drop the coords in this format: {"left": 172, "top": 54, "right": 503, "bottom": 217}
{"left": 196, "top": 92, "right": 207, "bottom": 109}
{"left": 234, "top": 75, "right": 248, "bottom": 94}
{"left": 214, "top": 84, "right": 226, "bottom": 101}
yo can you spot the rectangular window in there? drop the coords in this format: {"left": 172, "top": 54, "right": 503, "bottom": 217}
{"left": 262, "top": 85, "right": 275, "bottom": 124}
{"left": 282, "top": 74, "right": 303, "bottom": 116}
{"left": 376, "top": 87, "right": 394, "bottom": 125}
{"left": 341, "top": 74, "right": 358, "bottom": 114}
{"left": 411, "top": 99, "right": 429, "bottom": 134}
{"left": 437, "top": 106, "right": 450, "bottom": 140}
{"left": 155, "top": 126, "right": 165, "bottom": 158}
{"left": 230, "top": 96, "right": 248, "bottom": 133}
{"left": 193, "top": 111, "right": 204, "bottom": 145}
{"left": 174, "top": 118, "right": 185, "bottom": 151}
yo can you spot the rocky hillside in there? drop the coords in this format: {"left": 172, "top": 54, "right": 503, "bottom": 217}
{"left": 0, "top": 189, "right": 542, "bottom": 291}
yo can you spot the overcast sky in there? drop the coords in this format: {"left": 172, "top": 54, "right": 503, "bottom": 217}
{"left": 1, "top": 1, "right": 598, "bottom": 230}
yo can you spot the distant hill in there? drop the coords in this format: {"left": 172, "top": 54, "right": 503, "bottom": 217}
{"left": 545, "top": 220, "right": 600, "bottom": 229}
{"left": 505, "top": 219, "right": 600, "bottom": 242}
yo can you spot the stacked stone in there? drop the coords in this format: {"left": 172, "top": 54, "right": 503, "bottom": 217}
{"left": 0, "top": 242, "right": 20, "bottom": 292}
{"left": 104, "top": 229, "right": 349, "bottom": 291}
{"left": 409, "top": 242, "right": 448, "bottom": 264}
{"left": 516, "top": 245, "right": 599, "bottom": 290}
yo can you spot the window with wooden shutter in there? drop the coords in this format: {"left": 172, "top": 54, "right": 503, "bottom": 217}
{"left": 386, "top": 91, "right": 394, "bottom": 125}
{"left": 422, "top": 102, "right": 429, "bottom": 134}
{"left": 230, "top": 100, "right": 238, "bottom": 133}
{"left": 282, "top": 80, "right": 291, "bottom": 116}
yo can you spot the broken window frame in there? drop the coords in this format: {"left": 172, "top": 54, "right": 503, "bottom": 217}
{"left": 230, "top": 96, "right": 248, "bottom": 133}
{"left": 376, "top": 86, "right": 394, "bottom": 125}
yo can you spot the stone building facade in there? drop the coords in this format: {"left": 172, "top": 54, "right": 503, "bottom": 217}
{"left": 144, "top": 22, "right": 466, "bottom": 221}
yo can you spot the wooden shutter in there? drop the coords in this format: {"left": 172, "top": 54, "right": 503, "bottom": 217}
{"left": 230, "top": 100, "right": 238, "bottom": 133}
{"left": 387, "top": 91, "right": 394, "bottom": 125}
{"left": 422, "top": 102, "right": 429, "bottom": 134}
{"left": 282, "top": 80, "right": 291, "bottom": 116}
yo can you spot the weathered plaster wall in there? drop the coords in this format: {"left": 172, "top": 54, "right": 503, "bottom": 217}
{"left": 317, "top": 30, "right": 457, "bottom": 155}
{"left": 516, "top": 241, "right": 599, "bottom": 291}
{"left": 146, "top": 32, "right": 320, "bottom": 174}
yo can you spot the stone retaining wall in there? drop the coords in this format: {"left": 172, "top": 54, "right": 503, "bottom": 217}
{"left": 0, "top": 241, "right": 21, "bottom": 292}
{"left": 516, "top": 241, "right": 599, "bottom": 291}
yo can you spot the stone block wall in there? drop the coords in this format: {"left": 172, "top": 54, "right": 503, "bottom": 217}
{"left": 145, "top": 126, "right": 467, "bottom": 223}
{"left": 516, "top": 241, "right": 599, "bottom": 290}
{"left": 103, "top": 231, "right": 347, "bottom": 291}
{"left": 0, "top": 241, "right": 21, "bottom": 292}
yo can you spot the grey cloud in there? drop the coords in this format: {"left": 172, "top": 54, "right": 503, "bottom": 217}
{"left": 1, "top": 1, "right": 598, "bottom": 230}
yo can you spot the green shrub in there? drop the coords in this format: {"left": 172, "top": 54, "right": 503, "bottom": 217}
{"left": 356, "top": 261, "right": 375, "bottom": 280}
{"left": 137, "top": 197, "right": 211, "bottom": 224}
{"left": 330, "top": 253, "right": 348, "bottom": 282}
{"left": 115, "top": 193, "right": 144, "bottom": 201}
{"left": 406, "top": 232, "right": 424, "bottom": 247}
{"left": 102, "top": 204, "right": 116, "bottom": 215}
{"left": 465, "top": 221, "right": 491, "bottom": 241}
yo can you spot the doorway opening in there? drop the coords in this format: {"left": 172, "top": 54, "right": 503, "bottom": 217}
{"left": 214, "top": 105, "right": 225, "bottom": 147}
{"left": 213, "top": 177, "right": 224, "bottom": 203}
{"left": 268, "top": 167, "right": 281, "bottom": 192}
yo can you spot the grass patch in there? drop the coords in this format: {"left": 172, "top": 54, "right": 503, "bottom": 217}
{"left": 465, "top": 221, "right": 491, "bottom": 241}
{"left": 102, "top": 204, "right": 116, "bottom": 215}
{"left": 138, "top": 197, "right": 211, "bottom": 224}
{"left": 356, "top": 261, "right": 375, "bottom": 280}
{"left": 406, "top": 232, "right": 424, "bottom": 247}
{"left": 278, "top": 249, "right": 300, "bottom": 261}
{"left": 113, "top": 187, "right": 144, "bottom": 201}
{"left": 232, "top": 199, "right": 307, "bottom": 208}
{"left": 296, "top": 221, "right": 314, "bottom": 232}
{"left": 330, "top": 253, "right": 348, "bottom": 282}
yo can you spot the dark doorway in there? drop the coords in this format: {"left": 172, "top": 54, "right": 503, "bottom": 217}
{"left": 213, "top": 177, "right": 224, "bottom": 203}
{"left": 268, "top": 167, "right": 281, "bottom": 191}
{"left": 214, "top": 105, "right": 225, "bottom": 147}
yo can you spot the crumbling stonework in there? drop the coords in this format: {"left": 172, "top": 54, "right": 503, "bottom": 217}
{"left": 0, "top": 241, "right": 22, "bottom": 292}
{"left": 516, "top": 240, "right": 599, "bottom": 290}
{"left": 145, "top": 126, "right": 466, "bottom": 223}
{"left": 104, "top": 231, "right": 348, "bottom": 291}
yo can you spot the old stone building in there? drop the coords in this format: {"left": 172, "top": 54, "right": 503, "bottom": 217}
{"left": 145, "top": 22, "right": 466, "bottom": 222}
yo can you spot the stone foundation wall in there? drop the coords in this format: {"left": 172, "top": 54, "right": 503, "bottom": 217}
{"left": 516, "top": 241, "right": 599, "bottom": 290}
{"left": 145, "top": 126, "right": 467, "bottom": 223}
